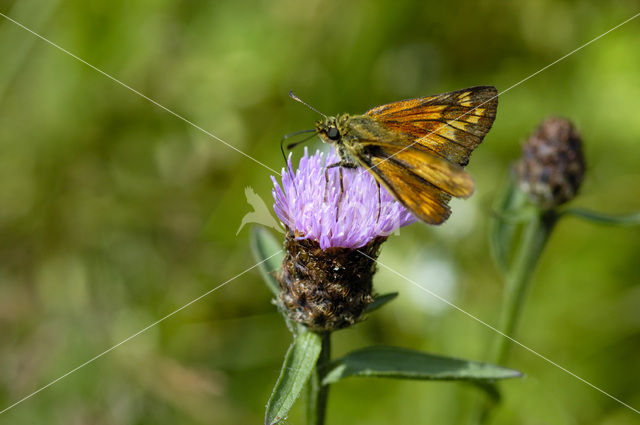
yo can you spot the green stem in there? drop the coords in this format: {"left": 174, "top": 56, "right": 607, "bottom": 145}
{"left": 470, "top": 209, "right": 557, "bottom": 425}
{"left": 560, "top": 208, "right": 640, "bottom": 226}
{"left": 492, "top": 209, "right": 557, "bottom": 364}
{"left": 307, "top": 332, "right": 331, "bottom": 425}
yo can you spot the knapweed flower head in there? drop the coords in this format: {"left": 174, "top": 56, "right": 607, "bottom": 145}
{"left": 516, "top": 117, "right": 585, "bottom": 209}
{"left": 271, "top": 148, "right": 416, "bottom": 250}
{"left": 270, "top": 148, "right": 416, "bottom": 331}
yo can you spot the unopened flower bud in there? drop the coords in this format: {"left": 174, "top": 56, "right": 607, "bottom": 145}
{"left": 516, "top": 117, "right": 585, "bottom": 209}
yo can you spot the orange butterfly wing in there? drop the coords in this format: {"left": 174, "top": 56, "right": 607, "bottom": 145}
{"left": 346, "top": 86, "right": 498, "bottom": 224}
{"left": 359, "top": 141, "right": 475, "bottom": 198}
{"left": 364, "top": 160, "right": 450, "bottom": 224}
{"left": 356, "top": 141, "right": 475, "bottom": 224}
{"left": 365, "top": 86, "right": 498, "bottom": 166}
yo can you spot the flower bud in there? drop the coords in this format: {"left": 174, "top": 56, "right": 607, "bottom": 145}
{"left": 516, "top": 117, "right": 585, "bottom": 209}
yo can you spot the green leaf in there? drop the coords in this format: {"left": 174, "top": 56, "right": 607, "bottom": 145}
{"left": 250, "top": 225, "right": 284, "bottom": 297}
{"left": 489, "top": 177, "right": 530, "bottom": 273}
{"left": 365, "top": 292, "right": 398, "bottom": 313}
{"left": 561, "top": 208, "right": 640, "bottom": 226}
{"left": 265, "top": 331, "right": 322, "bottom": 425}
{"left": 323, "top": 346, "right": 522, "bottom": 385}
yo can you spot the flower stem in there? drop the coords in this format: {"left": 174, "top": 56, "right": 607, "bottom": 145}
{"left": 307, "top": 332, "right": 331, "bottom": 425}
{"left": 470, "top": 209, "right": 557, "bottom": 424}
{"left": 492, "top": 209, "right": 557, "bottom": 364}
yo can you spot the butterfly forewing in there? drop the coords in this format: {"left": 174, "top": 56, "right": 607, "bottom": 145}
{"left": 365, "top": 86, "right": 498, "bottom": 166}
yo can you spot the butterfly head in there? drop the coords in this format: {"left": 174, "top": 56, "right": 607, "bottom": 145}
{"left": 315, "top": 115, "right": 349, "bottom": 145}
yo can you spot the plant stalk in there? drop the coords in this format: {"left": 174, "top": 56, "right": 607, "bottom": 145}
{"left": 307, "top": 332, "right": 331, "bottom": 425}
{"left": 470, "top": 209, "right": 557, "bottom": 425}
{"left": 492, "top": 209, "right": 557, "bottom": 364}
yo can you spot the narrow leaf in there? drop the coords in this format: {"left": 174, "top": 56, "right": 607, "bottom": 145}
{"left": 365, "top": 292, "right": 398, "bottom": 313}
{"left": 250, "top": 225, "right": 284, "bottom": 297}
{"left": 323, "top": 346, "right": 522, "bottom": 385}
{"left": 265, "top": 331, "right": 322, "bottom": 425}
{"left": 562, "top": 208, "right": 640, "bottom": 226}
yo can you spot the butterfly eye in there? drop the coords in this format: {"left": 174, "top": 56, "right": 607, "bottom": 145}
{"left": 327, "top": 127, "right": 340, "bottom": 140}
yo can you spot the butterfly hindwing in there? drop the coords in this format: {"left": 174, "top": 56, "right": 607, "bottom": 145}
{"left": 354, "top": 141, "right": 475, "bottom": 224}
{"left": 359, "top": 141, "right": 475, "bottom": 198}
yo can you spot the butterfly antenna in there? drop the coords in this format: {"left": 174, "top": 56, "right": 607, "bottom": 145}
{"left": 289, "top": 91, "right": 328, "bottom": 119}
{"left": 279, "top": 142, "right": 297, "bottom": 196}
{"left": 286, "top": 132, "right": 318, "bottom": 150}
{"left": 280, "top": 129, "right": 314, "bottom": 196}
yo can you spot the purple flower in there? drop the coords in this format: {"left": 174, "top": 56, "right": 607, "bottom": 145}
{"left": 271, "top": 148, "right": 416, "bottom": 250}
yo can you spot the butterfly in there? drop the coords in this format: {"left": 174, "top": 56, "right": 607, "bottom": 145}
{"left": 290, "top": 86, "right": 498, "bottom": 224}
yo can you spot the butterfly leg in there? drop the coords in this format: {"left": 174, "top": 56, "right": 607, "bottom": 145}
{"left": 336, "top": 167, "right": 344, "bottom": 219}
{"left": 324, "top": 168, "right": 330, "bottom": 203}
{"left": 325, "top": 161, "right": 357, "bottom": 220}
{"left": 375, "top": 179, "right": 381, "bottom": 223}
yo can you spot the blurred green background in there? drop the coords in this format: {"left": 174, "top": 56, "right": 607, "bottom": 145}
{"left": 1, "top": 0, "right": 639, "bottom": 424}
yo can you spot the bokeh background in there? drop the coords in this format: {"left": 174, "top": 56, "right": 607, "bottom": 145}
{"left": 1, "top": 0, "right": 640, "bottom": 424}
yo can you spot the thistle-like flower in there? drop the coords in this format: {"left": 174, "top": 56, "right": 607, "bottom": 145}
{"left": 271, "top": 148, "right": 416, "bottom": 331}
{"left": 516, "top": 117, "right": 586, "bottom": 209}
